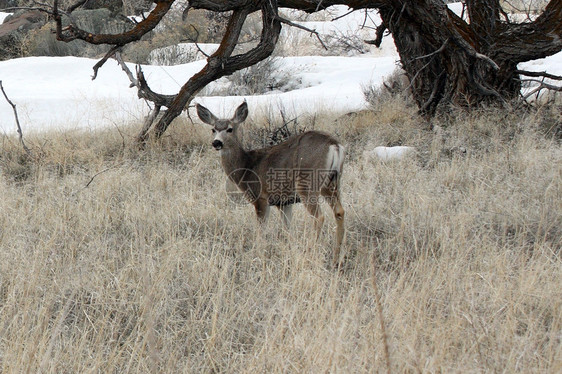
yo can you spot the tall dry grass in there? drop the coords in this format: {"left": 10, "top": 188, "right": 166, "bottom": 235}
{"left": 0, "top": 102, "right": 560, "bottom": 372}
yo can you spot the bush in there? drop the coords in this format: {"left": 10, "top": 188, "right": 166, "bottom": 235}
{"left": 124, "top": 9, "right": 214, "bottom": 64}
{"left": 248, "top": 114, "right": 307, "bottom": 149}
{"left": 200, "top": 57, "right": 296, "bottom": 97}
{"left": 325, "top": 30, "right": 370, "bottom": 55}
{"left": 363, "top": 68, "right": 414, "bottom": 112}
{"left": 229, "top": 57, "right": 292, "bottom": 95}
{"left": 147, "top": 43, "right": 219, "bottom": 65}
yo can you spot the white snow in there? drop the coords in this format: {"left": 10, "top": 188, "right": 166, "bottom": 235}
{"left": 0, "top": 3, "right": 560, "bottom": 136}
{"left": 195, "top": 55, "right": 398, "bottom": 119}
{"left": 364, "top": 146, "right": 416, "bottom": 161}
{"left": 0, "top": 12, "right": 11, "bottom": 24}
{"left": 0, "top": 55, "right": 397, "bottom": 132}
{"left": 519, "top": 52, "right": 562, "bottom": 94}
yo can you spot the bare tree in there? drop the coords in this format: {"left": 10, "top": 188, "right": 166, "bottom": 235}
{"left": 21, "top": 0, "right": 562, "bottom": 140}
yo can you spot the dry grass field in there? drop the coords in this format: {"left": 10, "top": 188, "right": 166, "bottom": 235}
{"left": 0, "top": 101, "right": 560, "bottom": 372}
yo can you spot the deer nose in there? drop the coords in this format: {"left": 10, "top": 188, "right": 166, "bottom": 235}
{"left": 212, "top": 140, "right": 223, "bottom": 150}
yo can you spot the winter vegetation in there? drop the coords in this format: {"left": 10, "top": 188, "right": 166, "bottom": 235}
{"left": 0, "top": 96, "right": 560, "bottom": 372}
{"left": 0, "top": 1, "right": 561, "bottom": 372}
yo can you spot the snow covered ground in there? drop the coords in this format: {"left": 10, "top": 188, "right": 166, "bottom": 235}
{"left": 0, "top": 5, "right": 561, "bottom": 135}
{"left": 0, "top": 54, "right": 399, "bottom": 133}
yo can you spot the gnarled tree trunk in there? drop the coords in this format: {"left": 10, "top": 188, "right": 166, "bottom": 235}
{"left": 378, "top": 0, "right": 562, "bottom": 115}
{"left": 284, "top": 0, "right": 561, "bottom": 115}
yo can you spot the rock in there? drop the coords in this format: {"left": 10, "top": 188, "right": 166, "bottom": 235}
{"left": 0, "top": 0, "right": 18, "bottom": 11}
{"left": 0, "top": 10, "right": 47, "bottom": 60}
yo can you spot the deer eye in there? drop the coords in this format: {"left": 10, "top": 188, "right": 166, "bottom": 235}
{"left": 226, "top": 128, "right": 233, "bottom": 133}
{"left": 212, "top": 129, "right": 216, "bottom": 134}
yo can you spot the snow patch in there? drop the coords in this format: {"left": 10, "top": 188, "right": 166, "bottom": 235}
{"left": 364, "top": 146, "right": 416, "bottom": 161}
{"left": 0, "top": 12, "right": 11, "bottom": 24}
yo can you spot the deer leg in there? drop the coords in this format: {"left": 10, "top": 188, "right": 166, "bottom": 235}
{"left": 278, "top": 204, "right": 293, "bottom": 229}
{"left": 303, "top": 199, "right": 324, "bottom": 240}
{"left": 254, "top": 198, "right": 270, "bottom": 224}
{"left": 326, "top": 194, "right": 345, "bottom": 268}
{"left": 253, "top": 199, "right": 270, "bottom": 246}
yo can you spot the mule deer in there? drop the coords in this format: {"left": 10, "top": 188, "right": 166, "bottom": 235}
{"left": 197, "top": 101, "right": 345, "bottom": 267}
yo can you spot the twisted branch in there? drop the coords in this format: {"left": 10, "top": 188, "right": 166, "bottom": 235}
{"left": 0, "top": 81, "right": 33, "bottom": 157}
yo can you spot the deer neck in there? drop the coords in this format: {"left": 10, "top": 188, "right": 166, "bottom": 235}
{"left": 219, "top": 141, "right": 250, "bottom": 182}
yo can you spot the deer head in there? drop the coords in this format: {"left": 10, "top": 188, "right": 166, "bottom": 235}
{"left": 196, "top": 101, "right": 248, "bottom": 151}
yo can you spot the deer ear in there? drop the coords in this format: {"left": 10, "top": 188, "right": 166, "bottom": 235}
{"left": 232, "top": 101, "right": 248, "bottom": 124}
{"left": 196, "top": 104, "right": 218, "bottom": 125}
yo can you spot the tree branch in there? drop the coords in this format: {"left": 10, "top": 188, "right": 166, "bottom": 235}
{"left": 113, "top": 52, "right": 176, "bottom": 107}
{"left": 114, "top": 52, "right": 138, "bottom": 86}
{"left": 273, "top": 13, "right": 328, "bottom": 50}
{"left": 66, "top": 0, "right": 90, "bottom": 13}
{"left": 54, "top": 0, "right": 176, "bottom": 45}
{"left": 521, "top": 79, "right": 562, "bottom": 100}
{"left": 331, "top": 8, "right": 356, "bottom": 21}
{"left": 3, "top": 5, "right": 58, "bottom": 15}
{"left": 0, "top": 81, "right": 33, "bottom": 157}
{"left": 516, "top": 69, "right": 562, "bottom": 81}
{"left": 520, "top": 79, "right": 562, "bottom": 91}
{"left": 92, "top": 45, "right": 122, "bottom": 80}
{"left": 410, "top": 38, "right": 449, "bottom": 62}
{"left": 492, "top": 0, "right": 562, "bottom": 63}
{"left": 365, "top": 22, "right": 386, "bottom": 47}
{"left": 184, "top": 25, "right": 210, "bottom": 58}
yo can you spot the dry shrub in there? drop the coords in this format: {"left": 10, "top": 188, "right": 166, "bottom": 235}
{"left": 0, "top": 102, "right": 560, "bottom": 372}
{"left": 363, "top": 68, "right": 414, "bottom": 113}
{"left": 217, "top": 57, "right": 294, "bottom": 96}
{"left": 124, "top": 9, "right": 213, "bottom": 64}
